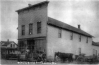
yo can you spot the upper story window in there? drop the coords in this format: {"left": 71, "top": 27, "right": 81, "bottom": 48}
{"left": 29, "top": 23, "right": 33, "bottom": 35}
{"left": 11, "top": 44, "right": 13, "bottom": 48}
{"left": 79, "top": 35, "right": 81, "bottom": 42}
{"left": 86, "top": 37, "right": 88, "bottom": 43}
{"left": 37, "top": 21, "right": 41, "bottom": 34}
{"left": 58, "top": 29, "right": 62, "bottom": 38}
{"left": 22, "top": 25, "right": 25, "bottom": 35}
{"left": 70, "top": 32, "right": 73, "bottom": 40}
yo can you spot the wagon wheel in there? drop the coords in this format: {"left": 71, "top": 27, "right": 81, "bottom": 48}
{"left": 77, "top": 56, "right": 84, "bottom": 62}
{"left": 28, "top": 53, "right": 35, "bottom": 62}
{"left": 77, "top": 56, "right": 81, "bottom": 61}
{"left": 42, "top": 54, "right": 46, "bottom": 62}
{"left": 55, "top": 56, "right": 61, "bottom": 62}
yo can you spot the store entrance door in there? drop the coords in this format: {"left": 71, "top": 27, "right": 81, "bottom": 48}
{"left": 27, "top": 40, "right": 35, "bottom": 52}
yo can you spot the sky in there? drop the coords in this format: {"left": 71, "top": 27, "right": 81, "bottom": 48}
{"left": 1, "top": 0, "right": 99, "bottom": 43}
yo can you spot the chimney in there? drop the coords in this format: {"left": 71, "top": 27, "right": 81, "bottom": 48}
{"left": 78, "top": 24, "right": 80, "bottom": 29}
{"left": 28, "top": 4, "right": 32, "bottom": 7}
{"left": 7, "top": 39, "right": 9, "bottom": 42}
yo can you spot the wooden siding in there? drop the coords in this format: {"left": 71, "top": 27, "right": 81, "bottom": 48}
{"left": 47, "top": 25, "right": 93, "bottom": 60}
{"left": 18, "top": 4, "right": 48, "bottom": 39}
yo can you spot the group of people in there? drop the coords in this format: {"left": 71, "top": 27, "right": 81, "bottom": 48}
{"left": 24, "top": 48, "right": 46, "bottom": 62}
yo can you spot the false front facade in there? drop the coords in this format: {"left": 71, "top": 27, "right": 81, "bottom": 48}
{"left": 16, "top": 1, "right": 93, "bottom": 61}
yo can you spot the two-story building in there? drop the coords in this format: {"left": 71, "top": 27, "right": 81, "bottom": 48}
{"left": 16, "top": 1, "right": 94, "bottom": 61}
{"left": 92, "top": 41, "right": 99, "bottom": 56}
{"left": 0, "top": 39, "right": 18, "bottom": 59}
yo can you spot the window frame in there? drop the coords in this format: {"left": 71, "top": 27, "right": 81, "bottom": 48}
{"left": 79, "top": 35, "right": 81, "bottom": 42}
{"left": 37, "top": 21, "right": 41, "bottom": 34}
{"left": 22, "top": 25, "right": 25, "bottom": 35}
{"left": 79, "top": 48, "right": 81, "bottom": 55}
{"left": 70, "top": 32, "right": 73, "bottom": 40}
{"left": 58, "top": 29, "right": 62, "bottom": 38}
{"left": 29, "top": 23, "right": 33, "bottom": 35}
{"left": 96, "top": 50, "right": 97, "bottom": 56}
{"left": 93, "top": 49, "right": 97, "bottom": 56}
{"left": 86, "top": 37, "right": 88, "bottom": 43}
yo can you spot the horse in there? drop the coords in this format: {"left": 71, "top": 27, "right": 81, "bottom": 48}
{"left": 54, "top": 52, "right": 73, "bottom": 62}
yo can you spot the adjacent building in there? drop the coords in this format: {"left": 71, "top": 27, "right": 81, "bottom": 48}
{"left": 92, "top": 41, "right": 99, "bottom": 56}
{"left": 0, "top": 39, "right": 17, "bottom": 59}
{"left": 16, "top": 1, "right": 96, "bottom": 61}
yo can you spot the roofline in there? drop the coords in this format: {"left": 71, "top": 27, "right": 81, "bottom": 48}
{"left": 92, "top": 43, "right": 99, "bottom": 47}
{"left": 48, "top": 17, "right": 93, "bottom": 37}
{"left": 47, "top": 23, "right": 93, "bottom": 37}
{"left": 16, "top": 1, "right": 49, "bottom": 13}
{"left": 92, "top": 36, "right": 95, "bottom": 38}
{"left": 18, "top": 36, "right": 46, "bottom": 40}
{"left": 1, "top": 47, "right": 17, "bottom": 49}
{"left": 92, "top": 41, "right": 99, "bottom": 47}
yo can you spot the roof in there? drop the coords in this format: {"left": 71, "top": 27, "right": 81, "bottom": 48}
{"left": 1, "top": 41, "right": 10, "bottom": 46}
{"left": 16, "top": 1, "right": 49, "bottom": 13}
{"left": 0, "top": 41, "right": 17, "bottom": 47}
{"left": 47, "top": 17, "right": 93, "bottom": 37}
{"left": 92, "top": 41, "right": 99, "bottom": 46}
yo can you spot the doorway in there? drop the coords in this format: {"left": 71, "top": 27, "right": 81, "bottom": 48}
{"left": 27, "top": 40, "right": 35, "bottom": 52}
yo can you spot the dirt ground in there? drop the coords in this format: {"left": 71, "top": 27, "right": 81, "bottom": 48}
{"left": 0, "top": 59, "right": 99, "bottom": 65}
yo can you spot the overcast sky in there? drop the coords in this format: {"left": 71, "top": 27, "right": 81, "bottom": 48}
{"left": 1, "top": 0, "right": 99, "bottom": 43}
